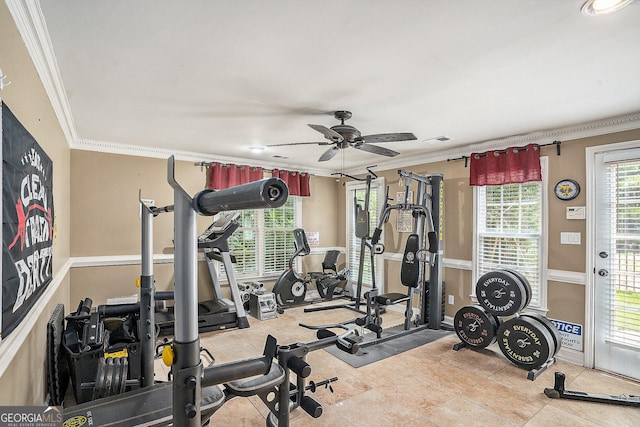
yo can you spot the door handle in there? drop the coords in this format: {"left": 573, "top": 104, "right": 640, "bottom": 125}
{"left": 598, "top": 269, "right": 608, "bottom": 277}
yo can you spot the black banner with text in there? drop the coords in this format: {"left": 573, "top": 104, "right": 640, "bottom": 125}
{"left": 2, "top": 102, "right": 55, "bottom": 338}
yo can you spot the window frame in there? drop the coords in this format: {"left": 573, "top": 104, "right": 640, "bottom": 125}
{"left": 216, "top": 196, "right": 302, "bottom": 280}
{"left": 472, "top": 156, "right": 549, "bottom": 312}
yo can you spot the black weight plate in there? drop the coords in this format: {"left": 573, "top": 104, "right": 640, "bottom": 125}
{"left": 497, "top": 316, "right": 555, "bottom": 369}
{"left": 454, "top": 305, "right": 499, "bottom": 349}
{"left": 111, "top": 358, "right": 121, "bottom": 396}
{"left": 476, "top": 270, "right": 526, "bottom": 316}
{"left": 118, "top": 357, "right": 128, "bottom": 394}
{"left": 93, "top": 358, "right": 107, "bottom": 400}
{"left": 519, "top": 312, "right": 562, "bottom": 356}
{"left": 492, "top": 314, "right": 502, "bottom": 331}
{"left": 501, "top": 269, "right": 533, "bottom": 310}
{"left": 103, "top": 358, "right": 114, "bottom": 397}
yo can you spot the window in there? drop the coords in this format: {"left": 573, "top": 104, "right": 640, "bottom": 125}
{"left": 346, "top": 178, "right": 385, "bottom": 290}
{"left": 221, "top": 196, "right": 301, "bottom": 278}
{"left": 474, "top": 158, "right": 547, "bottom": 308}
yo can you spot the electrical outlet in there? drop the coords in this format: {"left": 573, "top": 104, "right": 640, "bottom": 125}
{"left": 448, "top": 295, "right": 454, "bottom": 305}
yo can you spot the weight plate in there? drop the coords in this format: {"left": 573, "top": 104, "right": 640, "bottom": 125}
{"left": 111, "top": 358, "right": 121, "bottom": 396}
{"left": 476, "top": 270, "right": 526, "bottom": 316}
{"left": 118, "top": 357, "right": 128, "bottom": 394}
{"left": 103, "top": 358, "right": 114, "bottom": 397}
{"left": 93, "top": 358, "right": 107, "bottom": 400}
{"left": 497, "top": 316, "right": 555, "bottom": 369}
{"left": 519, "top": 312, "right": 562, "bottom": 356}
{"left": 500, "top": 269, "right": 533, "bottom": 310}
{"left": 454, "top": 305, "right": 499, "bottom": 349}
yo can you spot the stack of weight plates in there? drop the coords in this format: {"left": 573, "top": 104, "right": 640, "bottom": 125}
{"left": 496, "top": 311, "right": 562, "bottom": 370}
{"left": 454, "top": 269, "right": 561, "bottom": 370}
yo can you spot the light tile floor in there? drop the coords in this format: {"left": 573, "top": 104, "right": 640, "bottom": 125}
{"left": 155, "top": 302, "right": 640, "bottom": 426}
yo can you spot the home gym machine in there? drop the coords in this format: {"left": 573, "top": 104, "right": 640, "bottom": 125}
{"left": 154, "top": 210, "right": 251, "bottom": 334}
{"left": 272, "top": 228, "right": 349, "bottom": 310}
{"left": 60, "top": 156, "right": 360, "bottom": 427}
{"left": 354, "top": 169, "right": 446, "bottom": 343}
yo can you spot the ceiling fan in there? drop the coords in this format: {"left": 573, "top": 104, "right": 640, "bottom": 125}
{"left": 267, "top": 110, "right": 417, "bottom": 162}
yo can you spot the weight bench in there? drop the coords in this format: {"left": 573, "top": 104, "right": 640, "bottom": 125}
{"left": 63, "top": 382, "right": 226, "bottom": 426}
{"left": 356, "top": 234, "right": 421, "bottom": 338}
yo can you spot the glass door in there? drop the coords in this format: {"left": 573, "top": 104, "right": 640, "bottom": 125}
{"left": 594, "top": 147, "right": 640, "bottom": 380}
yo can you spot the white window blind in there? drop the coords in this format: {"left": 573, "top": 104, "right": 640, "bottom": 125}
{"left": 263, "top": 198, "right": 298, "bottom": 275}
{"left": 604, "top": 159, "right": 640, "bottom": 346}
{"left": 227, "top": 210, "right": 258, "bottom": 274}
{"left": 476, "top": 181, "right": 543, "bottom": 307}
{"left": 218, "top": 196, "right": 300, "bottom": 278}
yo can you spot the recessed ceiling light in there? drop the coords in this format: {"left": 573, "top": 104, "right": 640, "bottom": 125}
{"left": 581, "top": 0, "right": 634, "bottom": 16}
{"left": 249, "top": 146, "right": 265, "bottom": 153}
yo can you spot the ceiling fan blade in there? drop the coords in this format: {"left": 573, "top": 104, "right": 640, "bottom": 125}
{"left": 318, "top": 146, "right": 340, "bottom": 162}
{"left": 360, "top": 133, "right": 417, "bottom": 143}
{"left": 308, "top": 124, "right": 344, "bottom": 142}
{"left": 354, "top": 143, "right": 400, "bottom": 157}
{"left": 267, "top": 141, "right": 331, "bottom": 147}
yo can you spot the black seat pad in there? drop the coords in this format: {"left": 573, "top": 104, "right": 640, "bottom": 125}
{"left": 375, "top": 293, "right": 409, "bottom": 306}
{"left": 225, "top": 362, "right": 285, "bottom": 397}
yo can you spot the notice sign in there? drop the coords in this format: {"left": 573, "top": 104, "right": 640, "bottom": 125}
{"left": 2, "top": 102, "right": 55, "bottom": 339}
{"left": 306, "top": 231, "right": 320, "bottom": 247}
{"left": 548, "top": 318, "right": 582, "bottom": 351}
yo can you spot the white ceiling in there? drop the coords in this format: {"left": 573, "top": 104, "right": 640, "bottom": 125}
{"left": 27, "top": 0, "right": 640, "bottom": 174}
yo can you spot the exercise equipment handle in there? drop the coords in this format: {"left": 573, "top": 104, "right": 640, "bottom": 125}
{"left": 303, "top": 324, "right": 362, "bottom": 354}
{"left": 287, "top": 357, "right": 312, "bottom": 378}
{"left": 201, "top": 355, "right": 272, "bottom": 387}
{"left": 192, "top": 177, "right": 289, "bottom": 216}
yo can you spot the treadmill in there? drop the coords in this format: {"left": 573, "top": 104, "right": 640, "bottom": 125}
{"left": 155, "top": 211, "right": 250, "bottom": 334}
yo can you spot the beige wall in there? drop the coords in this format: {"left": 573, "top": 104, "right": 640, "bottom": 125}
{"left": 69, "top": 150, "right": 341, "bottom": 305}
{"left": 0, "top": 3, "right": 71, "bottom": 404}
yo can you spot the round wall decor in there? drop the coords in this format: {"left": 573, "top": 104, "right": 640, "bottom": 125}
{"left": 554, "top": 179, "right": 580, "bottom": 201}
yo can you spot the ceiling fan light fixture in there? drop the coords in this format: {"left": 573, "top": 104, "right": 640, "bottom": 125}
{"left": 249, "top": 146, "right": 265, "bottom": 153}
{"left": 422, "top": 136, "right": 452, "bottom": 143}
{"left": 581, "top": 0, "right": 634, "bottom": 16}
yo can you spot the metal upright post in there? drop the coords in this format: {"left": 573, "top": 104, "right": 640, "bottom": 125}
{"left": 168, "top": 158, "right": 202, "bottom": 427}
{"left": 139, "top": 198, "right": 156, "bottom": 388}
{"left": 427, "top": 174, "right": 444, "bottom": 329}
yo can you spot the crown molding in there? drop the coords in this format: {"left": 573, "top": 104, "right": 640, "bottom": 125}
{"left": 342, "top": 111, "right": 640, "bottom": 175}
{"left": 6, "top": 0, "right": 77, "bottom": 146}
{"left": 72, "top": 138, "right": 333, "bottom": 177}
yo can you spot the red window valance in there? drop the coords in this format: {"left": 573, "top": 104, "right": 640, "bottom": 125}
{"left": 206, "top": 163, "right": 264, "bottom": 190}
{"left": 272, "top": 169, "right": 311, "bottom": 197}
{"left": 470, "top": 143, "right": 541, "bottom": 186}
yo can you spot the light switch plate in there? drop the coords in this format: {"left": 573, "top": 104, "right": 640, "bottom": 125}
{"left": 560, "top": 232, "right": 581, "bottom": 245}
